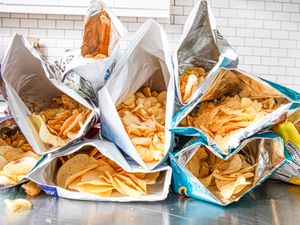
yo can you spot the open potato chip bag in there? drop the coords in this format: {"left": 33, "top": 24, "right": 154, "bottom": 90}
{"left": 169, "top": 133, "right": 288, "bottom": 206}
{"left": 272, "top": 108, "right": 300, "bottom": 185}
{"left": 56, "top": 0, "right": 126, "bottom": 93}
{"left": 1, "top": 34, "right": 98, "bottom": 154}
{"left": 171, "top": 68, "right": 300, "bottom": 158}
{"left": 174, "top": 0, "right": 238, "bottom": 105}
{"left": 0, "top": 116, "right": 40, "bottom": 190}
{"left": 27, "top": 139, "right": 171, "bottom": 202}
{"left": 98, "top": 19, "right": 175, "bottom": 170}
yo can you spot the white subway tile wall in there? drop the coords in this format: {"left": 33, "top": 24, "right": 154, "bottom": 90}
{"left": 0, "top": 0, "right": 300, "bottom": 91}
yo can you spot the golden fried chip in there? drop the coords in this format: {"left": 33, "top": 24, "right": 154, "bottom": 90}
{"left": 3, "top": 157, "right": 37, "bottom": 176}
{"left": 4, "top": 198, "right": 32, "bottom": 213}
{"left": 56, "top": 154, "right": 97, "bottom": 188}
{"left": 21, "top": 181, "right": 41, "bottom": 197}
{"left": 30, "top": 114, "right": 65, "bottom": 147}
{"left": 219, "top": 176, "right": 250, "bottom": 199}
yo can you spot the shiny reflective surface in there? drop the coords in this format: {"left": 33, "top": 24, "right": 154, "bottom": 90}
{"left": 1, "top": 180, "right": 300, "bottom": 225}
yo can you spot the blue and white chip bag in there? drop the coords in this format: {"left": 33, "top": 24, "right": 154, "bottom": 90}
{"left": 174, "top": 0, "right": 238, "bottom": 105}
{"left": 169, "top": 132, "right": 290, "bottom": 206}
{"left": 27, "top": 138, "right": 172, "bottom": 202}
{"left": 171, "top": 68, "right": 300, "bottom": 159}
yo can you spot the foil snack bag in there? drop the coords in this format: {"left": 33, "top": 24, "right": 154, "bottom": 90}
{"left": 171, "top": 68, "right": 300, "bottom": 159}
{"left": 174, "top": 0, "right": 238, "bottom": 105}
{"left": 1, "top": 34, "right": 98, "bottom": 154}
{"left": 0, "top": 116, "right": 41, "bottom": 190}
{"left": 98, "top": 19, "right": 175, "bottom": 170}
{"left": 27, "top": 139, "right": 172, "bottom": 202}
{"left": 272, "top": 108, "right": 300, "bottom": 185}
{"left": 57, "top": 0, "right": 127, "bottom": 93}
{"left": 169, "top": 133, "right": 288, "bottom": 206}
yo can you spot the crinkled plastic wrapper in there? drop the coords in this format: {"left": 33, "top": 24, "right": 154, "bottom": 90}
{"left": 174, "top": 0, "right": 238, "bottom": 105}
{"left": 171, "top": 68, "right": 300, "bottom": 159}
{"left": 27, "top": 139, "right": 172, "bottom": 202}
{"left": 169, "top": 133, "right": 288, "bottom": 206}
{"left": 98, "top": 19, "right": 175, "bottom": 170}
{"left": 0, "top": 34, "right": 99, "bottom": 155}
{"left": 56, "top": 0, "right": 127, "bottom": 93}
{"left": 0, "top": 116, "right": 42, "bottom": 190}
{"left": 272, "top": 108, "right": 300, "bottom": 185}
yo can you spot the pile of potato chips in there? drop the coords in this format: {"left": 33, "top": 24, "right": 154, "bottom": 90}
{"left": 117, "top": 87, "right": 166, "bottom": 162}
{"left": 186, "top": 146, "right": 255, "bottom": 201}
{"left": 56, "top": 147, "right": 160, "bottom": 197}
{"left": 181, "top": 95, "right": 279, "bottom": 152}
{"left": 180, "top": 67, "right": 206, "bottom": 103}
{"left": 29, "top": 95, "right": 91, "bottom": 148}
{"left": 0, "top": 123, "right": 39, "bottom": 186}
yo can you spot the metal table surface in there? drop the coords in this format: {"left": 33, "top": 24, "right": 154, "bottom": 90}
{"left": 1, "top": 180, "right": 300, "bottom": 225}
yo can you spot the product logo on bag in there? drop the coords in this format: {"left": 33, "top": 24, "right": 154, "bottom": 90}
{"left": 178, "top": 186, "right": 188, "bottom": 196}
{"left": 39, "top": 185, "right": 58, "bottom": 197}
{"left": 104, "top": 59, "right": 117, "bottom": 81}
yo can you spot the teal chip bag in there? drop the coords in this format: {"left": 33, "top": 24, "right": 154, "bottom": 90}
{"left": 169, "top": 132, "right": 289, "bottom": 206}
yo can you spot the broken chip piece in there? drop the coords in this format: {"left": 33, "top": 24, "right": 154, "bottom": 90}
{"left": 21, "top": 181, "right": 41, "bottom": 197}
{"left": 4, "top": 198, "right": 32, "bottom": 213}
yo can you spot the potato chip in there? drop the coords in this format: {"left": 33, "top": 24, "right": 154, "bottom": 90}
{"left": 30, "top": 114, "right": 65, "bottom": 147}
{"left": 4, "top": 198, "right": 32, "bottom": 213}
{"left": 3, "top": 157, "right": 37, "bottom": 176}
{"left": 56, "top": 154, "right": 98, "bottom": 188}
{"left": 117, "top": 88, "right": 166, "bottom": 162}
{"left": 0, "top": 156, "right": 8, "bottom": 170}
{"left": 180, "top": 67, "right": 206, "bottom": 103}
{"left": 21, "top": 181, "right": 41, "bottom": 197}
{"left": 219, "top": 176, "right": 250, "bottom": 200}
{"left": 183, "top": 95, "right": 281, "bottom": 152}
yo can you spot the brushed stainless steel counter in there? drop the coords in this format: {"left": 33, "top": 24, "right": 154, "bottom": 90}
{"left": 1, "top": 180, "right": 299, "bottom": 225}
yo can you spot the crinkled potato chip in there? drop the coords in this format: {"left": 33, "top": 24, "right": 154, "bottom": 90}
{"left": 28, "top": 95, "right": 91, "bottom": 148}
{"left": 56, "top": 147, "right": 161, "bottom": 197}
{"left": 186, "top": 147, "right": 255, "bottom": 201}
{"left": 180, "top": 67, "right": 206, "bottom": 103}
{"left": 117, "top": 87, "right": 167, "bottom": 162}
{"left": 4, "top": 198, "right": 32, "bottom": 213}
{"left": 182, "top": 94, "right": 281, "bottom": 152}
